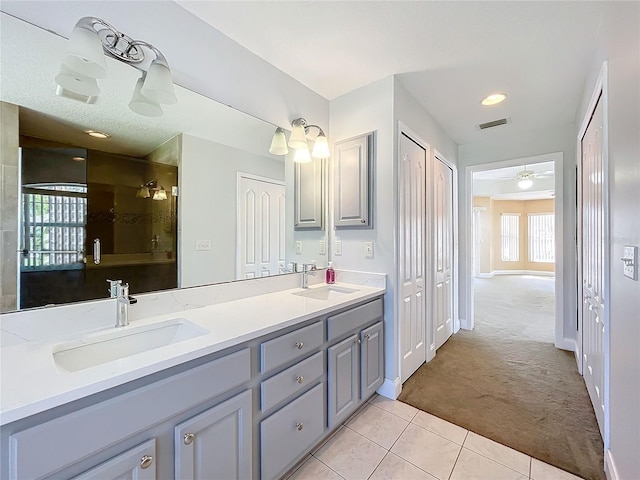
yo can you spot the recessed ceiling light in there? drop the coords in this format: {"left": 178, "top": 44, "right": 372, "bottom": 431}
{"left": 481, "top": 93, "right": 507, "bottom": 106}
{"left": 85, "top": 130, "right": 110, "bottom": 139}
{"left": 72, "top": 156, "right": 85, "bottom": 161}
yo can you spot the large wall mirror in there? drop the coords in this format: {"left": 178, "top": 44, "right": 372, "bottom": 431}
{"left": 0, "top": 13, "right": 327, "bottom": 313}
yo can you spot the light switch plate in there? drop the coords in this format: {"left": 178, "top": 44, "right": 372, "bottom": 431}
{"left": 196, "top": 240, "right": 211, "bottom": 251}
{"left": 319, "top": 240, "right": 326, "bottom": 255}
{"left": 334, "top": 241, "right": 343, "bottom": 256}
{"left": 364, "top": 241, "right": 374, "bottom": 259}
{"left": 622, "top": 245, "right": 638, "bottom": 280}
{"left": 295, "top": 241, "right": 303, "bottom": 255}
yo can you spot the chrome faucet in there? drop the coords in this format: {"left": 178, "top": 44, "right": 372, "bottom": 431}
{"left": 107, "top": 279, "right": 137, "bottom": 327}
{"left": 301, "top": 263, "right": 317, "bottom": 289}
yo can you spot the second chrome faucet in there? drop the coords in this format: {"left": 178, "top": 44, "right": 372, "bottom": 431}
{"left": 107, "top": 279, "right": 137, "bottom": 327}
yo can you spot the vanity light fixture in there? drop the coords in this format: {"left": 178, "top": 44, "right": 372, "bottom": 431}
{"left": 481, "top": 93, "right": 507, "bottom": 106}
{"left": 137, "top": 180, "right": 167, "bottom": 200}
{"left": 269, "top": 117, "right": 330, "bottom": 163}
{"left": 56, "top": 17, "right": 176, "bottom": 117}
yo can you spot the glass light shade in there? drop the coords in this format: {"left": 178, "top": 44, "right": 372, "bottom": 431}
{"left": 55, "top": 65, "right": 100, "bottom": 97}
{"left": 288, "top": 122, "right": 308, "bottom": 149}
{"left": 153, "top": 187, "right": 167, "bottom": 201}
{"left": 129, "top": 78, "right": 163, "bottom": 117}
{"left": 481, "top": 93, "right": 507, "bottom": 106}
{"left": 311, "top": 132, "right": 330, "bottom": 158}
{"left": 518, "top": 178, "right": 533, "bottom": 190}
{"left": 140, "top": 61, "right": 177, "bottom": 105}
{"left": 63, "top": 25, "right": 108, "bottom": 79}
{"left": 293, "top": 147, "right": 312, "bottom": 164}
{"left": 136, "top": 186, "right": 151, "bottom": 198}
{"left": 269, "top": 127, "right": 289, "bottom": 155}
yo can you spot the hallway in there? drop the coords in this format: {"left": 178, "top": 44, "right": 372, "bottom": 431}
{"left": 398, "top": 275, "right": 604, "bottom": 480}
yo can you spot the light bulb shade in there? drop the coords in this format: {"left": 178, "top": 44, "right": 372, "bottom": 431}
{"left": 136, "top": 186, "right": 151, "bottom": 198}
{"left": 129, "top": 77, "right": 163, "bottom": 117}
{"left": 63, "top": 24, "right": 108, "bottom": 79}
{"left": 55, "top": 64, "right": 101, "bottom": 97}
{"left": 140, "top": 61, "right": 177, "bottom": 105}
{"left": 311, "top": 132, "right": 330, "bottom": 158}
{"left": 288, "top": 122, "right": 308, "bottom": 149}
{"left": 518, "top": 178, "right": 533, "bottom": 190}
{"left": 293, "top": 147, "right": 312, "bottom": 164}
{"left": 153, "top": 187, "right": 167, "bottom": 200}
{"left": 269, "top": 127, "right": 289, "bottom": 155}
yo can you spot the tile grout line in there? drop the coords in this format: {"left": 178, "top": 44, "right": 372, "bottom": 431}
{"left": 369, "top": 398, "right": 419, "bottom": 423}
{"left": 386, "top": 422, "right": 446, "bottom": 479}
{"left": 447, "top": 443, "right": 466, "bottom": 480}
{"left": 309, "top": 453, "right": 348, "bottom": 480}
{"left": 409, "top": 416, "right": 468, "bottom": 447}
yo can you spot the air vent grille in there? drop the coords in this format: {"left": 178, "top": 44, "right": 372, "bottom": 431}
{"left": 477, "top": 117, "right": 511, "bottom": 130}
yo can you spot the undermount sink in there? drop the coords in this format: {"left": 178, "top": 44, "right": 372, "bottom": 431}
{"left": 292, "top": 285, "right": 360, "bottom": 301}
{"left": 52, "top": 318, "right": 209, "bottom": 372}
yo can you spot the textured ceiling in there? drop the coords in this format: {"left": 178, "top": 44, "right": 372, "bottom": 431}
{"left": 176, "top": 0, "right": 617, "bottom": 144}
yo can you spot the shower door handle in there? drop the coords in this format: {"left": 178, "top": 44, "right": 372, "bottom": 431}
{"left": 93, "top": 238, "right": 101, "bottom": 265}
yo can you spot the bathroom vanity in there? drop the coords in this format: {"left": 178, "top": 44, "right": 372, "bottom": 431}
{"left": 0, "top": 280, "right": 385, "bottom": 480}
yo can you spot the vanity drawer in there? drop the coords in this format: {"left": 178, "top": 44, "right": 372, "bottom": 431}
{"left": 260, "top": 383, "right": 325, "bottom": 480}
{"left": 326, "top": 298, "right": 383, "bottom": 342}
{"left": 260, "top": 321, "right": 323, "bottom": 373}
{"left": 261, "top": 351, "right": 324, "bottom": 412}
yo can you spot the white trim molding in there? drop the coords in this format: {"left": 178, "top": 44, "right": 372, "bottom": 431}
{"left": 605, "top": 449, "right": 619, "bottom": 480}
{"left": 377, "top": 376, "right": 402, "bottom": 400}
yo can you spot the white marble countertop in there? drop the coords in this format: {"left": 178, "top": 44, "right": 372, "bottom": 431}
{"left": 0, "top": 282, "right": 385, "bottom": 426}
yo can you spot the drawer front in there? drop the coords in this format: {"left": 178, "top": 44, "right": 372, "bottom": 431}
{"left": 260, "top": 321, "right": 323, "bottom": 373}
{"left": 326, "top": 298, "right": 383, "bottom": 342}
{"left": 260, "top": 384, "right": 325, "bottom": 480}
{"left": 72, "top": 439, "right": 156, "bottom": 480}
{"left": 261, "top": 351, "right": 324, "bottom": 412}
{"left": 9, "top": 348, "right": 251, "bottom": 480}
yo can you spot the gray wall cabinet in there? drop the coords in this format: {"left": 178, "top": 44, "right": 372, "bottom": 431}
{"left": 2, "top": 296, "right": 383, "bottom": 480}
{"left": 333, "top": 132, "right": 374, "bottom": 228}
{"left": 175, "top": 390, "right": 252, "bottom": 480}
{"left": 294, "top": 158, "right": 324, "bottom": 230}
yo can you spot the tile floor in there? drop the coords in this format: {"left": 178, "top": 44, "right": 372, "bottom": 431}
{"left": 284, "top": 395, "right": 584, "bottom": 480}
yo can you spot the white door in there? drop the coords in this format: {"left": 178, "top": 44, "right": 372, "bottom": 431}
{"left": 434, "top": 158, "right": 454, "bottom": 350}
{"left": 238, "top": 175, "right": 285, "bottom": 279}
{"left": 580, "top": 95, "right": 605, "bottom": 435}
{"left": 399, "top": 133, "right": 427, "bottom": 382}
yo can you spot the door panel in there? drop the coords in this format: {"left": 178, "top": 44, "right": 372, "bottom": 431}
{"left": 434, "top": 158, "right": 454, "bottom": 350}
{"left": 580, "top": 94, "right": 605, "bottom": 435}
{"left": 399, "top": 133, "right": 427, "bottom": 382}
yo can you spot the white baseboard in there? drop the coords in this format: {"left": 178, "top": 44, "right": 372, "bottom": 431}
{"left": 487, "top": 270, "right": 555, "bottom": 277}
{"left": 476, "top": 273, "right": 495, "bottom": 278}
{"left": 377, "top": 377, "right": 402, "bottom": 399}
{"left": 573, "top": 338, "right": 583, "bottom": 374}
{"left": 605, "top": 449, "right": 619, "bottom": 480}
{"left": 459, "top": 318, "right": 472, "bottom": 330}
{"left": 556, "top": 337, "right": 575, "bottom": 352}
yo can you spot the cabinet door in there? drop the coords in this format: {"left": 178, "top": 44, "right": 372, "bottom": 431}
{"left": 327, "top": 334, "right": 360, "bottom": 428}
{"left": 360, "top": 322, "right": 384, "bottom": 399}
{"left": 294, "top": 159, "right": 324, "bottom": 230}
{"left": 174, "top": 390, "right": 252, "bottom": 480}
{"left": 72, "top": 439, "right": 156, "bottom": 480}
{"left": 334, "top": 132, "right": 374, "bottom": 228}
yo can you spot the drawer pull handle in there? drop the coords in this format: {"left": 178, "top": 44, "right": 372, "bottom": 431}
{"left": 184, "top": 433, "right": 195, "bottom": 445}
{"left": 296, "top": 422, "right": 304, "bottom": 431}
{"left": 296, "top": 375, "right": 304, "bottom": 384}
{"left": 140, "top": 455, "right": 153, "bottom": 469}
{"left": 365, "top": 334, "right": 371, "bottom": 340}
{"left": 355, "top": 339, "right": 361, "bottom": 345}
{"left": 295, "top": 341, "right": 304, "bottom": 350}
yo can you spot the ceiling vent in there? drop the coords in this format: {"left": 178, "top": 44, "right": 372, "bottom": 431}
{"left": 477, "top": 117, "right": 512, "bottom": 130}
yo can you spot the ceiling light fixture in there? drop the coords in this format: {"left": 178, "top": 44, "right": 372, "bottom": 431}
{"left": 481, "top": 93, "right": 507, "bottom": 106}
{"left": 72, "top": 156, "right": 86, "bottom": 162}
{"left": 516, "top": 166, "right": 535, "bottom": 190}
{"left": 85, "top": 129, "right": 110, "bottom": 139}
{"left": 269, "top": 118, "right": 330, "bottom": 162}
{"left": 56, "top": 17, "right": 176, "bottom": 117}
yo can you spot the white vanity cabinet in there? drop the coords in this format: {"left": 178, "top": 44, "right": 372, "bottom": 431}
{"left": 327, "top": 299, "right": 384, "bottom": 428}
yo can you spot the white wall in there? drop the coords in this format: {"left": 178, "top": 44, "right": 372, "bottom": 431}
{"left": 179, "top": 134, "right": 285, "bottom": 287}
{"left": 457, "top": 125, "right": 576, "bottom": 343}
{"left": 575, "top": 3, "right": 640, "bottom": 478}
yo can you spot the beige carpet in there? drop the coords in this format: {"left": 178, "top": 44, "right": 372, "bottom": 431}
{"left": 399, "top": 275, "right": 604, "bottom": 480}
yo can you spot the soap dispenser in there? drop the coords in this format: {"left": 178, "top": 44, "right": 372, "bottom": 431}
{"left": 326, "top": 262, "right": 335, "bottom": 284}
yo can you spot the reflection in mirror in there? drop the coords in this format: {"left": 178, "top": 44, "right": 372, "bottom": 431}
{"left": 0, "top": 13, "right": 327, "bottom": 313}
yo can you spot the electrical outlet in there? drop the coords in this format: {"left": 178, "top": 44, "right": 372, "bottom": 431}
{"left": 622, "top": 245, "right": 638, "bottom": 280}
{"left": 334, "top": 241, "right": 343, "bottom": 256}
{"left": 319, "top": 240, "right": 326, "bottom": 255}
{"left": 364, "top": 241, "right": 374, "bottom": 259}
{"left": 295, "top": 241, "right": 303, "bottom": 255}
{"left": 196, "top": 240, "right": 211, "bottom": 251}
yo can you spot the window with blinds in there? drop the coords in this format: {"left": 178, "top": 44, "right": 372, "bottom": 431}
{"left": 528, "top": 213, "right": 555, "bottom": 263}
{"left": 21, "top": 184, "right": 87, "bottom": 270}
{"left": 500, "top": 213, "right": 520, "bottom": 262}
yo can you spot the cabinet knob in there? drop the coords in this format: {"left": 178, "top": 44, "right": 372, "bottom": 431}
{"left": 295, "top": 341, "right": 304, "bottom": 350}
{"left": 355, "top": 338, "right": 361, "bottom": 345}
{"left": 365, "top": 334, "right": 371, "bottom": 340}
{"left": 140, "top": 455, "right": 153, "bottom": 469}
{"left": 184, "top": 433, "right": 195, "bottom": 445}
{"left": 296, "top": 422, "right": 304, "bottom": 431}
{"left": 361, "top": 219, "right": 366, "bottom": 223}
{"left": 296, "top": 375, "right": 304, "bottom": 384}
